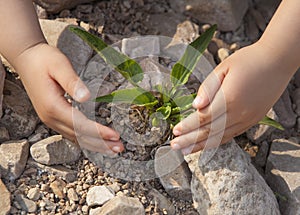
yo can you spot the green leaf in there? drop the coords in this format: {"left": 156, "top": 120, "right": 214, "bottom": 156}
{"left": 171, "top": 93, "right": 196, "bottom": 111}
{"left": 69, "top": 26, "right": 143, "bottom": 86}
{"left": 95, "top": 88, "right": 158, "bottom": 107}
{"left": 171, "top": 24, "right": 217, "bottom": 87}
{"left": 156, "top": 105, "right": 172, "bottom": 120}
{"left": 259, "top": 116, "right": 284, "bottom": 130}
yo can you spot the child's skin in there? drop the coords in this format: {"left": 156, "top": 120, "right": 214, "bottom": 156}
{"left": 0, "top": 1, "right": 298, "bottom": 155}
{"left": 171, "top": 0, "right": 300, "bottom": 154}
{"left": 0, "top": 0, "right": 124, "bottom": 154}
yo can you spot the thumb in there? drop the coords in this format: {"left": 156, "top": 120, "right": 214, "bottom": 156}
{"left": 51, "top": 56, "right": 90, "bottom": 103}
{"left": 193, "top": 66, "right": 226, "bottom": 109}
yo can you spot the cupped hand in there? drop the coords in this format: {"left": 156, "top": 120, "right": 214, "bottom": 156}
{"left": 171, "top": 42, "right": 294, "bottom": 155}
{"left": 13, "top": 43, "right": 124, "bottom": 155}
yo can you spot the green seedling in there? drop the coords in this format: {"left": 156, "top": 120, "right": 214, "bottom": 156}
{"left": 69, "top": 25, "right": 284, "bottom": 134}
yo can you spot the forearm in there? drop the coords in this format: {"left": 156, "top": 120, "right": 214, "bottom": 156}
{"left": 258, "top": 0, "right": 300, "bottom": 74}
{"left": 0, "top": 0, "right": 46, "bottom": 67}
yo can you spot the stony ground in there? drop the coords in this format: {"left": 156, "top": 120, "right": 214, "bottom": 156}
{"left": 0, "top": 0, "right": 299, "bottom": 215}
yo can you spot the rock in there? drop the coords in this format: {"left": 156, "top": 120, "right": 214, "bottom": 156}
{"left": 253, "top": 141, "right": 269, "bottom": 168}
{"left": 169, "top": 0, "right": 249, "bottom": 31}
{"left": 0, "top": 178, "right": 11, "bottom": 215}
{"left": 154, "top": 146, "right": 192, "bottom": 201}
{"left": 50, "top": 178, "right": 66, "bottom": 199}
{"left": 245, "top": 11, "right": 260, "bottom": 41}
{"left": 148, "top": 188, "right": 176, "bottom": 215}
{"left": 265, "top": 139, "right": 300, "bottom": 215}
{"left": 255, "top": 0, "right": 281, "bottom": 23}
{"left": 186, "top": 140, "right": 280, "bottom": 214}
{"left": 217, "top": 48, "right": 230, "bottom": 62}
{"left": 273, "top": 89, "right": 297, "bottom": 128}
{"left": 91, "top": 196, "right": 145, "bottom": 215}
{"left": 27, "top": 187, "right": 41, "bottom": 201}
{"left": 39, "top": 19, "right": 93, "bottom": 75}
{"left": 15, "top": 194, "right": 37, "bottom": 213}
{"left": 67, "top": 188, "right": 79, "bottom": 202}
{"left": 294, "top": 68, "right": 300, "bottom": 88}
{"left": 34, "top": 2, "right": 48, "bottom": 19}
{"left": 0, "top": 140, "right": 29, "bottom": 181}
{"left": 0, "top": 80, "right": 39, "bottom": 139}
{"left": 246, "top": 108, "right": 277, "bottom": 144}
{"left": 86, "top": 185, "right": 115, "bottom": 207}
{"left": 33, "top": 0, "right": 96, "bottom": 13}
{"left": 80, "top": 55, "right": 111, "bottom": 81}
{"left": 249, "top": 8, "right": 266, "bottom": 32}
{"left": 0, "top": 126, "right": 10, "bottom": 143}
{"left": 173, "top": 20, "right": 199, "bottom": 44}
{"left": 292, "top": 88, "right": 300, "bottom": 116}
{"left": 30, "top": 135, "right": 81, "bottom": 165}
{"left": 122, "top": 36, "right": 160, "bottom": 58}
{"left": 0, "top": 62, "right": 5, "bottom": 118}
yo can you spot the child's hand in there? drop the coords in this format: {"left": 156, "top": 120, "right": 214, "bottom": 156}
{"left": 170, "top": 42, "right": 295, "bottom": 155}
{"left": 13, "top": 43, "right": 124, "bottom": 154}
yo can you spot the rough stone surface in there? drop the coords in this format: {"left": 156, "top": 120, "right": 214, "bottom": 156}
{"left": 292, "top": 88, "right": 300, "bottom": 116}
{"left": 186, "top": 140, "right": 280, "bottom": 214}
{"left": 0, "top": 139, "right": 29, "bottom": 181}
{"left": 0, "top": 80, "right": 39, "bottom": 139}
{"left": 122, "top": 36, "right": 160, "bottom": 58}
{"left": 30, "top": 135, "right": 81, "bottom": 165}
{"left": 86, "top": 185, "right": 115, "bottom": 207}
{"left": 273, "top": 89, "right": 297, "bottom": 129}
{"left": 15, "top": 194, "right": 37, "bottom": 213}
{"left": 50, "top": 178, "right": 67, "bottom": 199}
{"left": 0, "top": 178, "right": 11, "bottom": 215}
{"left": 39, "top": 19, "right": 93, "bottom": 75}
{"left": 0, "top": 62, "right": 5, "bottom": 118}
{"left": 155, "top": 146, "right": 192, "bottom": 201}
{"left": 148, "top": 188, "right": 176, "bottom": 215}
{"left": 0, "top": 126, "right": 10, "bottom": 143}
{"left": 33, "top": 0, "right": 96, "bottom": 13}
{"left": 169, "top": 0, "right": 249, "bottom": 31}
{"left": 265, "top": 139, "right": 300, "bottom": 215}
{"left": 27, "top": 187, "right": 41, "bottom": 201}
{"left": 94, "top": 196, "right": 145, "bottom": 215}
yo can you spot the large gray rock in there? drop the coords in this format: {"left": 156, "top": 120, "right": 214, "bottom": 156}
{"left": 90, "top": 196, "right": 145, "bottom": 215}
{"left": 0, "top": 80, "right": 39, "bottom": 139}
{"left": 154, "top": 146, "right": 192, "bottom": 201}
{"left": 33, "top": 0, "right": 95, "bottom": 13}
{"left": 186, "top": 140, "right": 280, "bottom": 215}
{"left": 169, "top": 0, "right": 249, "bottom": 31}
{"left": 0, "top": 62, "right": 5, "bottom": 118}
{"left": 0, "top": 140, "right": 29, "bottom": 181}
{"left": 0, "top": 178, "right": 11, "bottom": 215}
{"left": 265, "top": 139, "right": 300, "bottom": 215}
{"left": 30, "top": 135, "right": 81, "bottom": 165}
{"left": 39, "top": 19, "right": 93, "bottom": 75}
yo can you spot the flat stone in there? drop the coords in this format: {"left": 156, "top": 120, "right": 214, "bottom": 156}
{"left": 265, "top": 139, "right": 300, "bottom": 215}
{"left": 92, "top": 196, "right": 145, "bottom": 215}
{"left": 0, "top": 62, "right": 5, "bottom": 118}
{"left": 0, "top": 80, "right": 39, "bottom": 139}
{"left": 169, "top": 0, "right": 249, "bottom": 31}
{"left": 33, "top": 0, "right": 95, "bottom": 13}
{"left": 0, "top": 178, "right": 11, "bottom": 215}
{"left": 27, "top": 187, "right": 41, "bottom": 201}
{"left": 39, "top": 19, "right": 93, "bottom": 75}
{"left": 30, "top": 135, "right": 81, "bottom": 165}
{"left": 122, "top": 36, "right": 160, "bottom": 58}
{"left": 186, "top": 140, "right": 280, "bottom": 214}
{"left": 67, "top": 188, "right": 79, "bottom": 202}
{"left": 0, "top": 139, "right": 29, "bottom": 181}
{"left": 155, "top": 146, "right": 192, "bottom": 201}
{"left": 86, "top": 185, "right": 115, "bottom": 207}
{"left": 15, "top": 194, "right": 37, "bottom": 213}
{"left": 273, "top": 89, "right": 297, "bottom": 128}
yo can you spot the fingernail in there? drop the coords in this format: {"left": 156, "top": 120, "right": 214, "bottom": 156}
{"left": 193, "top": 96, "right": 202, "bottom": 107}
{"left": 109, "top": 136, "right": 119, "bottom": 141}
{"left": 75, "top": 87, "right": 89, "bottom": 101}
{"left": 112, "top": 146, "right": 121, "bottom": 153}
{"left": 173, "top": 129, "right": 181, "bottom": 136}
{"left": 172, "top": 143, "right": 180, "bottom": 150}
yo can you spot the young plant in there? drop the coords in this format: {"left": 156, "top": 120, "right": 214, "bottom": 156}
{"left": 69, "top": 25, "right": 283, "bottom": 136}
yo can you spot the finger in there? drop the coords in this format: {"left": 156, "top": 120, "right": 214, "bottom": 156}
{"left": 193, "top": 66, "right": 227, "bottom": 109}
{"left": 76, "top": 134, "right": 124, "bottom": 154}
{"left": 171, "top": 112, "right": 227, "bottom": 149}
{"left": 49, "top": 53, "right": 90, "bottom": 102}
{"left": 173, "top": 88, "right": 227, "bottom": 136}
